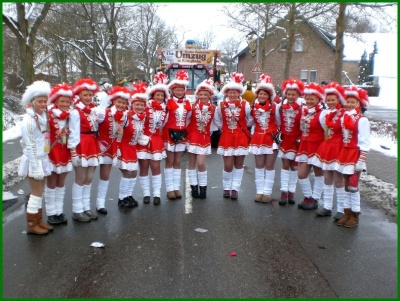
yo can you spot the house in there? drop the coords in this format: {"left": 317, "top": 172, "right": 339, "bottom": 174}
{"left": 234, "top": 17, "right": 338, "bottom": 89}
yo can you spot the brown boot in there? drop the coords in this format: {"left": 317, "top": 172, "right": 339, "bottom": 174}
{"left": 336, "top": 208, "right": 352, "bottom": 226}
{"left": 344, "top": 211, "right": 360, "bottom": 228}
{"left": 27, "top": 213, "right": 48, "bottom": 235}
{"left": 37, "top": 209, "right": 53, "bottom": 231}
{"left": 174, "top": 190, "right": 182, "bottom": 199}
{"left": 167, "top": 191, "right": 176, "bottom": 200}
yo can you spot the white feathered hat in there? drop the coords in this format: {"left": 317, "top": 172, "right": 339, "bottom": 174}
{"left": 130, "top": 82, "right": 149, "bottom": 105}
{"left": 303, "top": 83, "right": 325, "bottom": 102}
{"left": 324, "top": 82, "right": 346, "bottom": 106}
{"left": 168, "top": 70, "right": 189, "bottom": 91}
{"left": 48, "top": 83, "right": 73, "bottom": 106}
{"left": 194, "top": 78, "right": 216, "bottom": 97}
{"left": 72, "top": 78, "right": 99, "bottom": 97}
{"left": 220, "top": 72, "right": 245, "bottom": 95}
{"left": 21, "top": 80, "right": 51, "bottom": 106}
{"left": 148, "top": 72, "right": 170, "bottom": 99}
{"left": 255, "top": 73, "right": 276, "bottom": 100}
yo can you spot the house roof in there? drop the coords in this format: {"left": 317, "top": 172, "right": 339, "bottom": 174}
{"left": 233, "top": 15, "right": 336, "bottom": 60}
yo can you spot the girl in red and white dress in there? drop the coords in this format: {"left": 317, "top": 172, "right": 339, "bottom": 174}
{"left": 334, "top": 86, "right": 370, "bottom": 228}
{"left": 95, "top": 86, "right": 130, "bottom": 214}
{"left": 214, "top": 72, "right": 254, "bottom": 200}
{"left": 249, "top": 74, "right": 280, "bottom": 203}
{"left": 186, "top": 79, "right": 216, "bottom": 199}
{"left": 68, "top": 78, "right": 100, "bottom": 222}
{"left": 277, "top": 79, "right": 304, "bottom": 205}
{"left": 295, "top": 83, "right": 325, "bottom": 210}
{"left": 137, "top": 72, "right": 168, "bottom": 205}
{"left": 312, "top": 82, "right": 347, "bottom": 220}
{"left": 18, "top": 81, "right": 53, "bottom": 235}
{"left": 163, "top": 70, "right": 192, "bottom": 200}
{"left": 45, "top": 83, "right": 73, "bottom": 225}
{"left": 116, "top": 82, "right": 148, "bottom": 208}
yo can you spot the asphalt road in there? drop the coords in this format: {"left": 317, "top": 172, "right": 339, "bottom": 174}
{"left": 2, "top": 152, "right": 397, "bottom": 298}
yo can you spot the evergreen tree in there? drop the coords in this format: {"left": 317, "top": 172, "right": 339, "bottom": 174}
{"left": 368, "top": 41, "right": 378, "bottom": 80}
{"left": 358, "top": 50, "right": 369, "bottom": 84}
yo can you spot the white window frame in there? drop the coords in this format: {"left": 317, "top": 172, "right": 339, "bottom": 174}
{"left": 295, "top": 38, "right": 304, "bottom": 52}
{"left": 280, "top": 38, "right": 287, "bottom": 51}
{"left": 310, "top": 70, "right": 317, "bottom": 83}
{"left": 300, "top": 70, "right": 308, "bottom": 83}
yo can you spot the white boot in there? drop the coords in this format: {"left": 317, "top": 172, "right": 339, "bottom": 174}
{"left": 280, "top": 169, "right": 290, "bottom": 192}
{"left": 298, "top": 178, "right": 312, "bottom": 198}
{"left": 164, "top": 168, "right": 174, "bottom": 192}
{"left": 254, "top": 168, "right": 265, "bottom": 195}
{"left": 139, "top": 176, "right": 151, "bottom": 197}
{"left": 119, "top": 177, "right": 131, "bottom": 200}
{"left": 322, "top": 184, "right": 334, "bottom": 210}
{"left": 335, "top": 187, "right": 345, "bottom": 214}
{"left": 188, "top": 169, "right": 198, "bottom": 186}
{"left": 231, "top": 168, "right": 244, "bottom": 192}
{"left": 44, "top": 186, "right": 56, "bottom": 217}
{"left": 173, "top": 168, "right": 181, "bottom": 191}
{"left": 82, "top": 184, "right": 97, "bottom": 219}
{"left": 263, "top": 170, "right": 275, "bottom": 196}
{"left": 72, "top": 183, "right": 84, "bottom": 214}
{"left": 312, "top": 176, "right": 324, "bottom": 200}
{"left": 54, "top": 186, "right": 65, "bottom": 215}
{"left": 152, "top": 174, "right": 162, "bottom": 198}
{"left": 96, "top": 179, "right": 109, "bottom": 211}
{"left": 222, "top": 170, "right": 233, "bottom": 191}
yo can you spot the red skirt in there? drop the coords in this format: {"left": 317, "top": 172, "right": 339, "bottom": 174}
{"left": 295, "top": 139, "right": 323, "bottom": 163}
{"left": 117, "top": 142, "right": 138, "bottom": 171}
{"left": 217, "top": 129, "right": 249, "bottom": 156}
{"left": 76, "top": 133, "right": 100, "bottom": 166}
{"left": 248, "top": 132, "right": 277, "bottom": 155}
{"left": 98, "top": 139, "right": 118, "bottom": 165}
{"left": 335, "top": 147, "right": 359, "bottom": 175}
{"left": 186, "top": 131, "right": 211, "bottom": 155}
{"left": 278, "top": 135, "right": 298, "bottom": 160}
{"left": 48, "top": 142, "right": 72, "bottom": 173}
{"left": 162, "top": 128, "right": 187, "bottom": 152}
{"left": 136, "top": 134, "right": 166, "bottom": 160}
{"left": 312, "top": 140, "right": 342, "bottom": 170}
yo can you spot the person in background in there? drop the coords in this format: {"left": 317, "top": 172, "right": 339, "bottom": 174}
{"left": 186, "top": 78, "right": 216, "bottom": 199}
{"left": 312, "top": 82, "right": 346, "bottom": 220}
{"left": 95, "top": 81, "right": 112, "bottom": 108}
{"left": 334, "top": 86, "right": 370, "bottom": 228}
{"left": 295, "top": 83, "right": 325, "bottom": 210}
{"left": 68, "top": 78, "right": 100, "bottom": 222}
{"left": 44, "top": 83, "right": 73, "bottom": 225}
{"left": 248, "top": 74, "right": 280, "bottom": 203}
{"left": 18, "top": 80, "right": 53, "bottom": 235}
{"left": 213, "top": 72, "right": 254, "bottom": 200}
{"left": 116, "top": 82, "right": 148, "bottom": 208}
{"left": 137, "top": 72, "right": 169, "bottom": 205}
{"left": 95, "top": 86, "right": 131, "bottom": 214}
{"left": 242, "top": 80, "right": 256, "bottom": 106}
{"left": 276, "top": 79, "right": 304, "bottom": 205}
{"left": 163, "top": 70, "right": 192, "bottom": 200}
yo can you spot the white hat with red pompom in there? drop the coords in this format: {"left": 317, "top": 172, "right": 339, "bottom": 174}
{"left": 148, "top": 72, "right": 170, "bottom": 99}
{"left": 220, "top": 72, "right": 245, "bottom": 95}
{"left": 281, "top": 78, "right": 305, "bottom": 96}
{"left": 194, "top": 78, "right": 216, "bottom": 97}
{"left": 168, "top": 70, "right": 189, "bottom": 91}
{"left": 131, "top": 82, "right": 149, "bottom": 105}
{"left": 255, "top": 73, "right": 276, "bottom": 100}
{"left": 324, "top": 82, "right": 346, "bottom": 106}
{"left": 345, "top": 85, "right": 369, "bottom": 108}
{"left": 48, "top": 83, "right": 73, "bottom": 106}
{"left": 304, "top": 82, "right": 325, "bottom": 102}
{"left": 72, "top": 78, "right": 99, "bottom": 97}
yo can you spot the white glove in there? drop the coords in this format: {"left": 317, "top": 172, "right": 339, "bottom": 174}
{"left": 355, "top": 151, "right": 367, "bottom": 172}
{"left": 71, "top": 154, "right": 81, "bottom": 167}
{"left": 31, "top": 163, "right": 44, "bottom": 180}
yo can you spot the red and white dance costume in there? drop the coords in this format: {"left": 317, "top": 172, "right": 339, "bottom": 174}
{"left": 249, "top": 73, "right": 280, "bottom": 199}
{"left": 117, "top": 84, "right": 147, "bottom": 202}
{"left": 162, "top": 71, "right": 192, "bottom": 195}
{"left": 137, "top": 73, "right": 169, "bottom": 201}
{"left": 95, "top": 86, "right": 130, "bottom": 211}
{"left": 312, "top": 82, "right": 347, "bottom": 214}
{"left": 44, "top": 84, "right": 73, "bottom": 220}
{"left": 214, "top": 73, "right": 254, "bottom": 194}
{"left": 186, "top": 79, "right": 216, "bottom": 191}
{"left": 18, "top": 81, "right": 52, "bottom": 228}
{"left": 335, "top": 87, "right": 370, "bottom": 224}
{"left": 68, "top": 79, "right": 100, "bottom": 216}
{"left": 295, "top": 83, "right": 325, "bottom": 203}
{"left": 277, "top": 79, "right": 304, "bottom": 199}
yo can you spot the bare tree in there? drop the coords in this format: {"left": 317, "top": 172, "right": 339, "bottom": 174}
{"left": 3, "top": 3, "right": 51, "bottom": 85}
{"left": 196, "top": 30, "right": 216, "bottom": 49}
{"left": 218, "top": 37, "right": 240, "bottom": 75}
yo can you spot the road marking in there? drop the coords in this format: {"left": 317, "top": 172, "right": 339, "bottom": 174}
{"left": 184, "top": 168, "right": 192, "bottom": 214}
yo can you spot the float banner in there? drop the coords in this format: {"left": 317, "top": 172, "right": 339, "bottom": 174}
{"left": 160, "top": 49, "right": 220, "bottom": 65}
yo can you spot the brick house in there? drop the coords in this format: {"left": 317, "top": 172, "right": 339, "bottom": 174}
{"left": 234, "top": 17, "right": 341, "bottom": 89}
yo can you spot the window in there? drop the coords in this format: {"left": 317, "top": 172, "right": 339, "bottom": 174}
{"left": 280, "top": 39, "right": 287, "bottom": 51}
{"left": 295, "top": 38, "right": 304, "bottom": 52}
{"left": 300, "top": 70, "right": 318, "bottom": 83}
{"left": 300, "top": 70, "right": 308, "bottom": 83}
{"left": 310, "top": 70, "right": 317, "bottom": 83}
